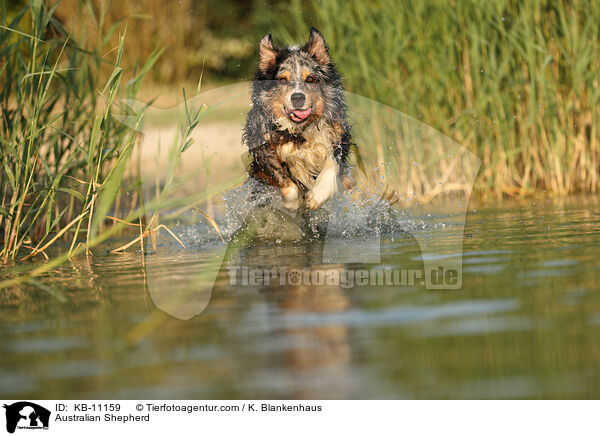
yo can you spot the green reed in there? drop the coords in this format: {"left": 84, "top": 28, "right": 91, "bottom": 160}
{"left": 281, "top": 0, "right": 600, "bottom": 198}
{"left": 0, "top": 0, "right": 162, "bottom": 261}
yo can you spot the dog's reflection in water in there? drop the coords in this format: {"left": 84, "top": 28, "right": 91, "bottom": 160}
{"left": 231, "top": 241, "right": 356, "bottom": 399}
{"left": 275, "top": 274, "right": 350, "bottom": 368}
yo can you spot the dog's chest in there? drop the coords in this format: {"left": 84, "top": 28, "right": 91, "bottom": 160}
{"left": 276, "top": 126, "right": 335, "bottom": 189}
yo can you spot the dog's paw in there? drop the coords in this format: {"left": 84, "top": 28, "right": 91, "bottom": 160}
{"left": 281, "top": 183, "right": 301, "bottom": 210}
{"left": 306, "top": 183, "right": 335, "bottom": 210}
{"left": 284, "top": 196, "right": 302, "bottom": 210}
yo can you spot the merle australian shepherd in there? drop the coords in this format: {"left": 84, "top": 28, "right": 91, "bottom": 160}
{"left": 243, "top": 28, "right": 354, "bottom": 210}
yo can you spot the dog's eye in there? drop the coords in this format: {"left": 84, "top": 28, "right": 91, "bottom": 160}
{"left": 305, "top": 75, "right": 316, "bottom": 83}
{"left": 279, "top": 77, "right": 288, "bottom": 84}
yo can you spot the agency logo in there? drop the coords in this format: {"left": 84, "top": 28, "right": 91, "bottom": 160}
{"left": 3, "top": 402, "right": 50, "bottom": 434}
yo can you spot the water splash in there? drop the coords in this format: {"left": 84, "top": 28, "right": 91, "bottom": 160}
{"left": 174, "top": 178, "right": 438, "bottom": 250}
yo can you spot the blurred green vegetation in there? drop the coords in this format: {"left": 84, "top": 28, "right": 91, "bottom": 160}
{"left": 280, "top": 0, "right": 600, "bottom": 197}
{"left": 40, "top": 0, "right": 592, "bottom": 198}
{"left": 3, "top": 0, "right": 295, "bottom": 84}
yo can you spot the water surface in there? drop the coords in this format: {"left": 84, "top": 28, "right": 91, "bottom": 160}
{"left": 1, "top": 196, "right": 600, "bottom": 399}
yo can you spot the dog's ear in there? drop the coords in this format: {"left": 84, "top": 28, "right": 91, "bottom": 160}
{"left": 258, "top": 34, "right": 278, "bottom": 72}
{"left": 303, "top": 27, "right": 330, "bottom": 64}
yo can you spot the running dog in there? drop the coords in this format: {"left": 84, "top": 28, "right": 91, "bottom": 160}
{"left": 243, "top": 28, "right": 353, "bottom": 210}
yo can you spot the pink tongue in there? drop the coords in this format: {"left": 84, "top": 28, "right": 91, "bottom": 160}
{"left": 292, "top": 108, "right": 311, "bottom": 120}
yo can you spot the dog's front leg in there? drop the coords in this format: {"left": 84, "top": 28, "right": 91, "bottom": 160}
{"left": 306, "top": 155, "right": 339, "bottom": 210}
{"left": 252, "top": 145, "right": 302, "bottom": 210}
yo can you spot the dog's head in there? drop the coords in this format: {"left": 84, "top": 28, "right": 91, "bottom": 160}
{"left": 252, "top": 28, "right": 343, "bottom": 131}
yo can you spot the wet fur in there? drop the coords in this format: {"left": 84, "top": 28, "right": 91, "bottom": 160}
{"left": 243, "top": 28, "right": 353, "bottom": 210}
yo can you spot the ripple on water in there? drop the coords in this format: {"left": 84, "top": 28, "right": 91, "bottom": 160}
{"left": 9, "top": 336, "right": 87, "bottom": 353}
{"left": 239, "top": 299, "right": 520, "bottom": 332}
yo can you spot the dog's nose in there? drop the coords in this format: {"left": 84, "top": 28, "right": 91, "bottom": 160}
{"left": 291, "top": 92, "right": 306, "bottom": 108}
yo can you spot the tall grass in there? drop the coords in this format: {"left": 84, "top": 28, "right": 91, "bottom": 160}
{"left": 2, "top": 0, "right": 599, "bottom": 267}
{"left": 0, "top": 0, "right": 160, "bottom": 261}
{"left": 281, "top": 0, "right": 600, "bottom": 198}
